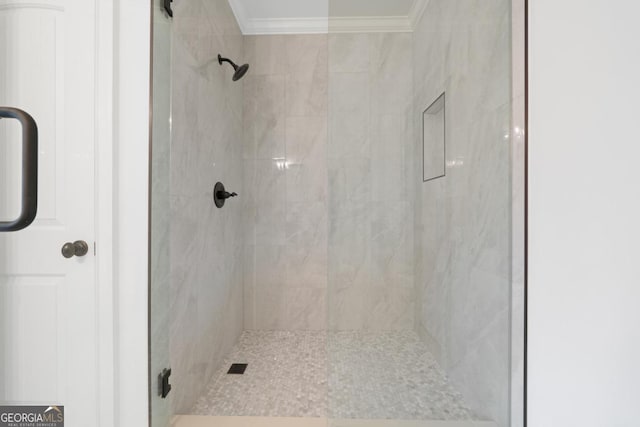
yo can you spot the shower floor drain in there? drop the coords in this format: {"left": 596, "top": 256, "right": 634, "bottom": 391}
{"left": 227, "top": 363, "right": 248, "bottom": 375}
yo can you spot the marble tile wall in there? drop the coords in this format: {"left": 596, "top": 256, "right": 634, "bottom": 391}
{"left": 242, "top": 34, "right": 329, "bottom": 331}
{"left": 242, "top": 33, "right": 415, "bottom": 332}
{"left": 327, "top": 33, "right": 415, "bottom": 331}
{"left": 412, "top": 1, "right": 512, "bottom": 426}
{"left": 169, "top": 0, "right": 244, "bottom": 414}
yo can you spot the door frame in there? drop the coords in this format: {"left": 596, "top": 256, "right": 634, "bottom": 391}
{"left": 96, "top": 0, "right": 115, "bottom": 426}
{"left": 94, "top": 0, "right": 152, "bottom": 426}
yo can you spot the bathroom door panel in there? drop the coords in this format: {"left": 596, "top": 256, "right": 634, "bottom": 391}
{"left": 0, "top": 0, "right": 99, "bottom": 425}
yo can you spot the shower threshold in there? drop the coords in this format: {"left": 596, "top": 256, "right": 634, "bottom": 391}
{"left": 172, "top": 416, "right": 496, "bottom": 427}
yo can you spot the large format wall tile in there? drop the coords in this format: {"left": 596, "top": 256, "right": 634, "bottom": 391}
{"left": 254, "top": 160, "right": 287, "bottom": 245}
{"left": 243, "top": 34, "right": 330, "bottom": 330}
{"left": 253, "top": 76, "right": 286, "bottom": 160}
{"left": 169, "top": 0, "right": 244, "bottom": 414}
{"left": 285, "top": 117, "right": 328, "bottom": 203}
{"left": 413, "top": 0, "right": 512, "bottom": 424}
{"left": 371, "top": 114, "right": 412, "bottom": 202}
{"left": 370, "top": 201, "right": 414, "bottom": 289}
{"left": 328, "top": 157, "right": 372, "bottom": 205}
{"left": 370, "top": 33, "right": 413, "bottom": 118}
{"left": 328, "top": 73, "right": 370, "bottom": 159}
{"left": 244, "top": 33, "right": 414, "bottom": 332}
{"left": 285, "top": 201, "right": 328, "bottom": 288}
{"left": 328, "top": 34, "right": 369, "bottom": 73}
{"left": 327, "top": 33, "right": 415, "bottom": 331}
{"left": 285, "top": 35, "right": 328, "bottom": 117}
{"left": 245, "top": 35, "right": 287, "bottom": 76}
{"left": 328, "top": 201, "right": 371, "bottom": 290}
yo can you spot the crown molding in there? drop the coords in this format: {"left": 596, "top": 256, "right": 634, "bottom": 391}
{"left": 239, "top": 15, "right": 413, "bottom": 35}
{"left": 244, "top": 17, "right": 328, "bottom": 35}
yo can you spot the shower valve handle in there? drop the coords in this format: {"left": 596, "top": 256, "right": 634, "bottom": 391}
{"left": 217, "top": 191, "right": 238, "bottom": 200}
{"left": 213, "top": 182, "right": 237, "bottom": 209}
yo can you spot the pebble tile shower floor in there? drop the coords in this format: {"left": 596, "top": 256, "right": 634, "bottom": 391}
{"left": 192, "top": 331, "right": 477, "bottom": 420}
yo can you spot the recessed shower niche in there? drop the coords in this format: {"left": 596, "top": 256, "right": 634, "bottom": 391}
{"left": 423, "top": 92, "right": 446, "bottom": 182}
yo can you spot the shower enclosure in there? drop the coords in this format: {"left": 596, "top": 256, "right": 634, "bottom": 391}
{"left": 149, "top": 0, "right": 523, "bottom": 425}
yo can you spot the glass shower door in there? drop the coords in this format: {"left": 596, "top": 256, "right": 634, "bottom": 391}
{"left": 149, "top": 0, "right": 173, "bottom": 425}
{"left": 326, "top": 0, "right": 516, "bottom": 425}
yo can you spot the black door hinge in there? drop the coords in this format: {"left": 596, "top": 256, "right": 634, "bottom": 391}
{"left": 164, "top": 0, "right": 173, "bottom": 18}
{"left": 159, "top": 368, "right": 172, "bottom": 398}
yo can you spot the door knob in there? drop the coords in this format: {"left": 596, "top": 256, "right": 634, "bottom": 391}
{"left": 61, "top": 240, "right": 89, "bottom": 258}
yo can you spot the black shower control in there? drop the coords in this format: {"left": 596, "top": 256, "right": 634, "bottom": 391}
{"left": 218, "top": 191, "right": 238, "bottom": 200}
{"left": 214, "top": 182, "right": 238, "bottom": 208}
{"left": 163, "top": 0, "right": 173, "bottom": 17}
{"left": 159, "top": 368, "right": 172, "bottom": 398}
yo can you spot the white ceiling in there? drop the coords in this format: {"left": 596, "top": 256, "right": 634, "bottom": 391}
{"left": 330, "top": 0, "right": 417, "bottom": 17}
{"left": 229, "top": 0, "right": 428, "bottom": 34}
{"left": 234, "top": 0, "right": 327, "bottom": 19}
{"left": 234, "top": 0, "right": 417, "bottom": 19}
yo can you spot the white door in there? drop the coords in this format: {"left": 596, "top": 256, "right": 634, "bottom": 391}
{"left": 0, "top": 0, "right": 99, "bottom": 425}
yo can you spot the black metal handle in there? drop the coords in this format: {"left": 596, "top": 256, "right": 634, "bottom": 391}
{"left": 61, "top": 241, "right": 89, "bottom": 259}
{"left": 0, "top": 107, "right": 38, "bottom": 232}
{"left": 213, "top": 182, "right": 238, "bottom": 208}
{"left": 159, "top": 368, "right": 172, "bottom": 398}
{"left": 164, "top": 0, "right": 173, "bottom": 17}
{"left": 217, "top": 191, "right": 238, "bottom": 200}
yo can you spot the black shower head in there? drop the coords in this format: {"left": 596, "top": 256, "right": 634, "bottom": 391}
{"left": 218, "top": 54, "right": 250, "bottom": 81}
{"left": 233, "top": 63, "right": 250, "bottom": 81}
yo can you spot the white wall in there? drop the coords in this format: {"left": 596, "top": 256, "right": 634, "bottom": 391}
{"left": 528, "top": 1, "right": 640, "bottom": 426}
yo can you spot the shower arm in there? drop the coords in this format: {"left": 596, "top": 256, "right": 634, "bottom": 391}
{"left": 218, "top": 56, "right": 236, "bottom": 69}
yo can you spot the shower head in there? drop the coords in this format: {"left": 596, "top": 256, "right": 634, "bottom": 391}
{"left": 233, "top": 63, "right": 250, "bottom": 81}
{"left": 218, "top": 54, "right": 250, "bottom": 81}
